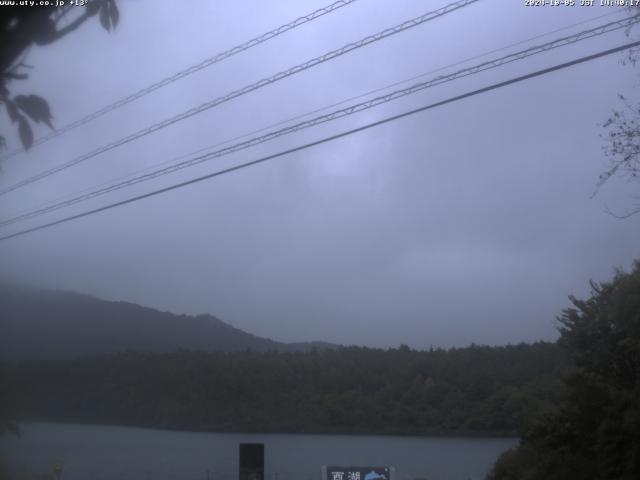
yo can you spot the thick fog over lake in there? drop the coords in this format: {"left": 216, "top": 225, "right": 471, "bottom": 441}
{"left": 1, "top": 0, "right": 639, "bottom": 348}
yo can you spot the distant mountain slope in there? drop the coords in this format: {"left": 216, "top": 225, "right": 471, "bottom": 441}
{"left": 0, "top": 285, "right": 333, "bottom": 360}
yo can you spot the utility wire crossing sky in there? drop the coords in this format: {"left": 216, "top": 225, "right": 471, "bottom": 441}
{"left": 1, "top": 39, "right": 638, "bottom": 242}
{"left": 0, "top": 0, "right": 359, "bottom": 161}
{"left": 0, "top": 0, "right": 479, "bottom": 197}
{"left": 0, "top": 13, "right": 637, "bottom": 230}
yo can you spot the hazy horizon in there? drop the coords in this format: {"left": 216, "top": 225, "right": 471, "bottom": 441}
{"left": 1, "top": 0, "right": 639, "bottom": 349}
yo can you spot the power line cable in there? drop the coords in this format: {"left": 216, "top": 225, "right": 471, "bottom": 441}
{"left": 2, "top": 13, "right": 636, "bottom": 228}
{"left": 1, "top": 39, "right": 637, "bottom": 243}
{"left": 0, "top": 0, "right": 358, "bottom": 161}
{"left": 0, "top": 0, "right": 479, "bottom": 197}
{"left": 11, "top": 7, "right": 622, "bottom": 221}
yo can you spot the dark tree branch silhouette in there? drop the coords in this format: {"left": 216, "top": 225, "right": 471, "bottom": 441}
{"left": 0, "top": 0, "right": 119, "bottom": 152}
{"left": 599, "top": 7, "right": 640, "bottom": 217}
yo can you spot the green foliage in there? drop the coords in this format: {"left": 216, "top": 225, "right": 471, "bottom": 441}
{"left": 8, "top": 342, "right": 565, "bottom": 436}
{"left": 488, "top": 261, "right": 640, "bottom": 480}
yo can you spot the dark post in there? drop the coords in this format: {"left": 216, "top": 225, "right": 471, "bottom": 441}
{"left": 239, "top": 443, "right": 264, "bottom": 480}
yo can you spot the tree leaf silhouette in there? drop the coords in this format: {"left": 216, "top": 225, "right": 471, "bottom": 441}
{"left": 87, "top": 3, "right": 100, "bottom": 15}
{"left": 99, "top": 3, "right": 112, "bottom": 31}
{"left": 14, "top": 95, "right": 54, "bottom": 130}
{"left": 0, "top": 1, "right": 118, "bottom": 151}
{"left": 17, "top": 115, "right": 33, "bottom": 150}
{"left": 32, "top": 17, "right": 59, "bottom": 45}
{"left": 109, "top": 0, "right": 119, "bottom": 28}
{"left": 4, "top": 99, "right": 19, "bottom": 123}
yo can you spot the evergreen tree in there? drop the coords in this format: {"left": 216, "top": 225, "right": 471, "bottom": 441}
{"left": 488, "top": 261, "right": 640, "bottom": 480}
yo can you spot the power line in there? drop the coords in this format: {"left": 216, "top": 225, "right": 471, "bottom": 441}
{"left": 9, "top": 8, "right": 623, "bottom": 223}
{"left": 0, "top": 0, "right": 479, "bottom": 197}
{"left": 0, "top": 0, "right": 358, "bottom": 162}
{"left": 2, "top": 13, "right": 635, "bottom": 226}
{"left": 2, "top": 13, "right": 637, "bottom": 228}
{"left": 1, "top": 39, "right": 637, "bottom": 243}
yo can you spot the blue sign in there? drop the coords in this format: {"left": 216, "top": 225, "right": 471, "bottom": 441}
{"left": 322, "top": 466, "right": 395, "bottom": 480}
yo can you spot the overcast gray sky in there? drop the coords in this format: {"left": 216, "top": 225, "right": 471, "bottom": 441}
{"left": 1, "top": 0, "right": 639, "bottom": 349}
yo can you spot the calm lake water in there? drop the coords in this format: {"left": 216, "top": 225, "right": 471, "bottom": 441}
{"left": 0, "top": 423, "right": 517, "bottom": 480}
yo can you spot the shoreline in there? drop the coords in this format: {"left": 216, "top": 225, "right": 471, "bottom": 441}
{"left": 9, "top": 418, "right": 520, "bottom": 440}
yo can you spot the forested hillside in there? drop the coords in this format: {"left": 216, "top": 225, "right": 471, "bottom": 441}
{"left": 8, "top": 342, "right": 565, "bottom": 436}
{"left": 0, "top": 285, "right": 334, "bottom": 360}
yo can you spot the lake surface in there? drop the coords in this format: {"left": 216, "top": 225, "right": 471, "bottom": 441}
{"left": 0, "top": 423, "right": 517, "bottom": 480}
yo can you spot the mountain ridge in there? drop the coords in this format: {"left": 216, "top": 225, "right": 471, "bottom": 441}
{"left": 0, "top": 284, "right": 337, "bottom": 360}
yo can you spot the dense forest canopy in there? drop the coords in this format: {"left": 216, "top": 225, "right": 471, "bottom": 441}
{"left": 5, "top": 342, "right": 565, "bottom": 437}
{"left": 488, "top": 261, "right": 640, "bottom": 480}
